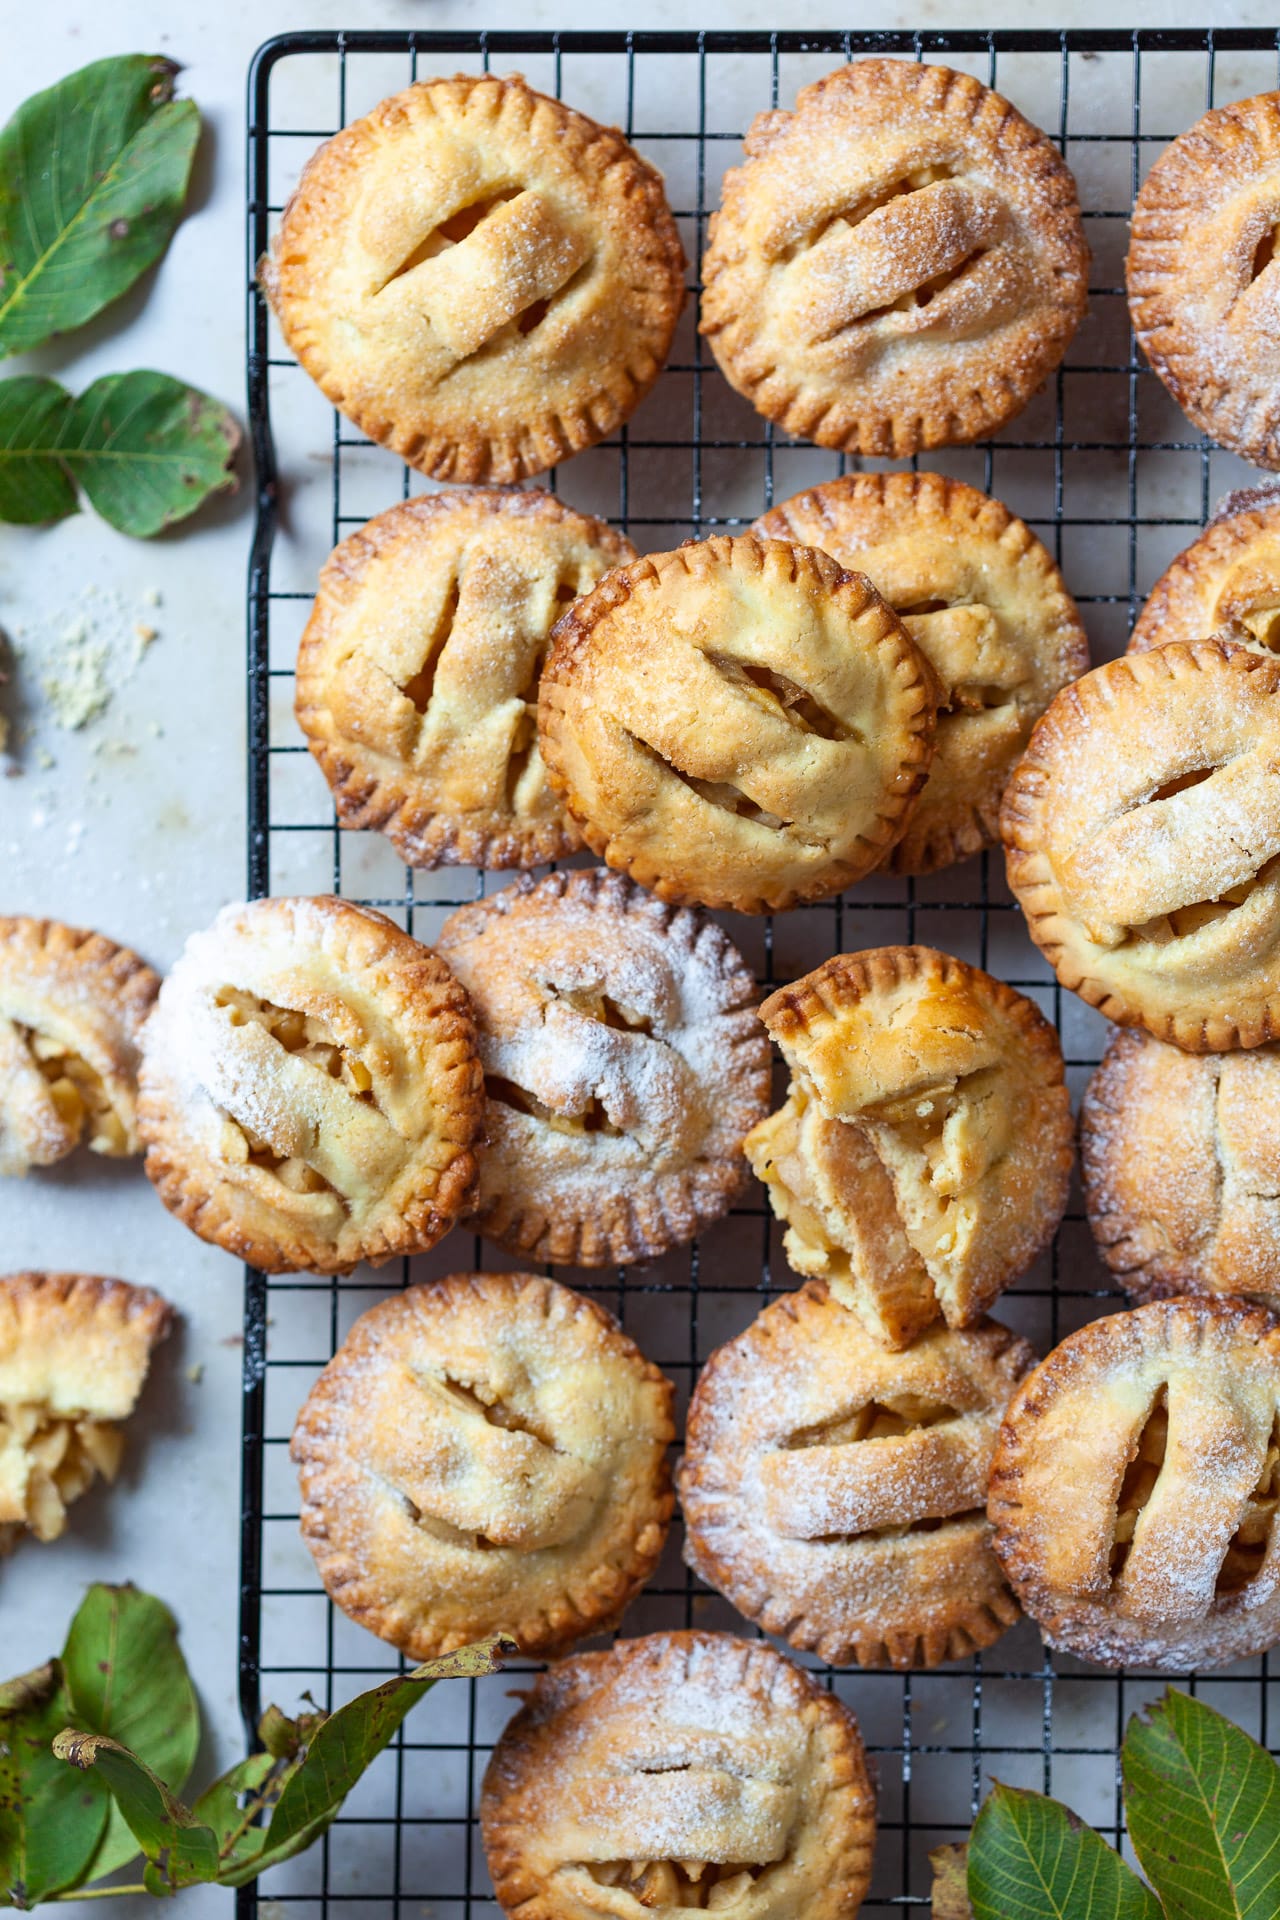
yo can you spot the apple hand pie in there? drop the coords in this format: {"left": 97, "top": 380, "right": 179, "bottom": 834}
{"left": 0, "top": 916, "right": 159, "bottom": 1177}
{"left": 755, "top": 472, "right": 1089, "bottom": 873}
{"left": 701, "top": 58, "right": 1088, "bottom": 457}
{"left": 263, "top": 72, "right": 686, "bottom": 485}
{"left": 1129, "top": 487, "right": 1280, "bottom": 657}
{"left": 990, "top": 1298, "right": 1280, "bottom": 1670}
{"left": 296, "top": 487, "right": 634, "bottom": 869}
{"left": 680, "top": 1285, "right": 1036, "bottom": 1669}
{"left": 538, "top": 534, "right": 939, "bottom": 914}
{"left": 0, "top": 1272, "right": 171, "bottom": 1553}
{"left": 745, "top": 946, "right": 1072, "bottom": 1348}
{"left": 481, "top": 1631, "right": 876, "bottom": 1920}
{"left": 1002, "top": 639, "right": 1280, "bottom": 1051}
{"left": 292, "top": 1273, "right": 675, "bottom": 1658}
{"left": 138, "top": 896, "right": 482, "bottom": 1275}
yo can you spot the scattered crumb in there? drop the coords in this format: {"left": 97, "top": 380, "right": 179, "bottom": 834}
{"left": 35, "top": 748, "right": 54, "bottom": 771}
{"left": 220, "top": 1333, "right": 245, "bottom": 1348}
{"left": 18, "top": 585, "right": 163, "bottom": 735}
{"left": 186, "top": 1362, "right": 205, "bottom": 1385}
{"left": 141, "top": 586, "right": 163, "bottom": 608}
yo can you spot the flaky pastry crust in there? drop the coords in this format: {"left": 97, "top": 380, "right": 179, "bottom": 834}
{"left": 680, "top": 1286, "right": 1035, "bottom": 1668}
{"left": 137, "top": 896, "right": 482, "bottom": 1274}
{"left": 537, "top": 534, "right": 939, "bottom": 914}
{"left": 746, "top": 947, "right": 1072, "bottom": 1348}
{"left": 755, "top": 473, "right": 1089, "bottom": 872}
{"left": 437, "top": 870, "right": 770, "bottom": 1266}
{"left": 1128, "top": 92, "right": 1280, "bottom": 469}
{"left": 0, "top": 916, "right": 159, "bottom": 1176}
{"left": 481, "top": 1631, "right": 876, "bottom": 1920}
{"left": 989, "top": 1298, "right": 1280, "bottom": 1670}
{"left": 263, "top": 72, "right": 686, "bottom": 484}
{"left": 292, "top": 1273, "right": 675, "bottom": 1657}
{"left": 1129, "top": 490, "right": 1280, "bottom": 656}
{"left": 701, "top": 59, "right": 1088, "bottom": 456}
{"left": 1001, "top": 640, "right": 1280, "bottom": 1051}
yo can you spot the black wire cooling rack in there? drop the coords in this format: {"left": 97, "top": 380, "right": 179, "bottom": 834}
{"left": 242, "top": 27, "right": 1280, "bottom": 1918}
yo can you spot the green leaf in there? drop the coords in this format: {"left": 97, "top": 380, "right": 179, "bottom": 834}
{"left": 932, "top": 1841, "right": 974, "bottom": 1918}
{"left": 191, "top": 1753, "right": 278, "bottom": 1874}
{"left": 0, "top": 54, "right": 199, "bottom": 356}
{"left": 1124, "top": 1688, "right": 1280, "bottom": 1920}
{"left": 0, "top": 370, "right": 239, "bottom": 535}
{"left": 968, "top": 1783, "right": 1161, "bottom": 1920}
{"left": 0, "top": 1668, "right": 109, "bottom": 1909}
{"left": 51, "top": 1732, "right": 219, "bottom": 1893}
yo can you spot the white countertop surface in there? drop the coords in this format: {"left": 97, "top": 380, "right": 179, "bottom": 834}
{"left": 1, "top": 0, "right": 1269, "bottom": 1913}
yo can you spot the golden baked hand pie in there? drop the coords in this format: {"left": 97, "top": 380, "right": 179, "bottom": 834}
{"left": 138, "top": 897, "right": 482, "bottom": 1275}
{"left": 745, "top": 947, "right": 1072, "bottom": 1348}
{"left": 989, "top": 1299, "right": 1280, "bottom": 1670}
{"left": 680, "top": 1285, "right": 1036, "bottom": 1668}
{"left": 1129, "top": 488, "right": 1280, "bottom": 656}
{"left": 296, "top": 489, "right": 634, "bottom": 869}
{"left": 755, "top": 473, "right": 1089, "bottom": 873}
{"left": 481, "top": 1631, "right": 876, "bottom": 1920}
{"left": 263, "top": 72, "right": 686, "bottom": 485}
{"left": 436, "top": 870, "right": 770, "bottom": 1266}
{"left": 538, "top": 534, "right": 939, "bottom": 913}
{"left": 292, "top": 1273, "right": 674, "bottom": 1658}
{"left": 0, "top": 1272, "right": 171, "bottom": 1553}
{"left": 701, "top": 59, "right": 1088, "bottom": 457}
{"left": 0, "top": 916, "right": 159, "bottom": 1176}
{"left": 1128, "top": 93, "right": 1280, "bottom": 469}
{"left": 1002, "top": 640, "right": 1280, "bottom": 1051}
{"left": 1083, "top": 1026, "right": 1280, "bottom": 1307}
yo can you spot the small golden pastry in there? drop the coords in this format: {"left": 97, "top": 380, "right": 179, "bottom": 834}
{"left": 755, "top": 473, "right": 1089, "bottom": 872}
{"left": 436, "top": 870, "right": 770, "bottom": 1266}
{"left": 0, "top": 916, "right": 159, "bottom": 1177}
{"left": 292, "top": 1273, "right": 675, "bottom": 1658}
{"left": 701, "top": 59, "right": 1088, "bottom": 457}
{"left": 1002, "top": 640, "right": 1280, "bottom": 1051}
{"left": 680, "top": 1285, "right": 1036, "bottom": 1668}
{"left": 1129, "top": 488, "right": 1280, "bottom": 655}
{"left": 296, "top": 489, "right": 634, "bottom": 869}
{"left": 1082, "top": 1026, "right": 1280, "bottom": 1307}
{"left": 262, "top": 72, "right": 686, "bottom": 485}
{"left": 538, "top": 534, "right": 939, "bottom": 914}
{"left": 0, "top": 1272, "right": 171, "bottom": 1552}
{"left": 989, "top": 1298, "right": 1280, "bottom": 1670}
{"left": 745, "top": 947, "right": 1072, "bottom": 1348}
{"left": 1128, "top": 93, "right": 1280, "bottom": 469}
{"left": 481, "top": 1630, "right": 876, "bottom": 1920}
{"left": 137, "top": 896, "right": 482, "bottom": 1275}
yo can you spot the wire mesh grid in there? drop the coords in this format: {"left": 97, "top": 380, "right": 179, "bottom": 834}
{"left": 242, "top": 26, "right": 1280, "bottom": 1919}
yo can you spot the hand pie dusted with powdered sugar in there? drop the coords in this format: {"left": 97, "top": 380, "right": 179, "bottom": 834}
{"left": 990, "top": 1299, "right": 1280, "bottom": 1670}
{"left": 1002, "top": 640, "right": 1280, "bottom": 1051}
{"left": 745, "top": 947, "right": 1072, "bottom": 1349}
{"left": 754, "top": 473, "right": 1089, "bottom": 873}
{"left": 292, "top": 1273, "right": 675, "bottom": 1658}
{"left": 138, "top": 896, "right": 482, "bottom": 1275}
{"left": 262, "top": 72, "right": 686, "bottom": 485}
{"left": 1082, "top": 1027, "right": 1280, "bottom": 1307}
{"left": 436, "top": 870, "right": 771, "bottom": 1267}
{"left": 295, "top": 488, "right": 634, "bottom": 870}
{"left": 680, "top": 1286, "right": 1036, "bottom": 1669}
{"left": 538, "top": 535, "right": 939, "bottom": 914}
{"left": 701, "top": 59, "right": 1088, "bottom": 457}
{"left": 0, "top": 1272, "right": 171, "bottom": 1552}
{"left": 0, "top": 916, "right": 159, "bottom": 1176}
{"left": 1129, "top": 489, "right": 1280, "bottom": 656}
{"left": 481, "top": 1631, "right": 876, "bottom": 1920}
{"left": 1128, "top": 93, "right": 1280, "bottom": 470}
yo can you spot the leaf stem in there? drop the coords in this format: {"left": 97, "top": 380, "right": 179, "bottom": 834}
{"left": 51, "top": 1886, "right": 149, "bottom": 1900}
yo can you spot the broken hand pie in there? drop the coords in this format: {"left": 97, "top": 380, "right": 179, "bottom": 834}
{"left": 745, "top": 946, "right": 1072, "bottom": 1348}
{"left": 0, "top": 916, "right": 159, "bottom": 1177}
{"left": 538, "top": 534, "right": 939, "bottom": 914}
{"left": 292, "top": 1273, "right": 675, "bottom": 1658}
{"left": 1129, "top": 488, "right": 1280, "bottom": 656}
{"left": 701, "top": 58, "right": 1088, "bottom": 456}
{"left": 138, "top": 896, "right": 482, "bottom": 1274}
{"left": 680, "top": 1286, "right": 1036, "bottom": 1669}
{"left": 1002, "top": 639, "right": 1280, "bottom": 1050}
{"left": 481, "top": 1631, "right": 876, "bottom": 1919}
{"left": 263, "top": 72, "right": 686, "bottom": 485}
{"left": 990, "top": 1299, "right": 1280, "bottom": 1670}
